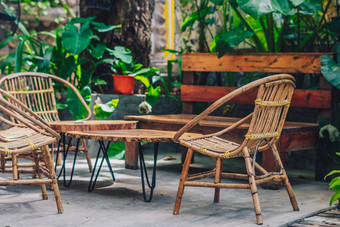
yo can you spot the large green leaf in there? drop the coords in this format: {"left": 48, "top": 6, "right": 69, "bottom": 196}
{"left": 181, "top": 6, "right": 215, "bottom": 32}
{"left": 61, "top": 22, "right": 93, "bottom": 55}
{"left": 211, "top": 27, "right": 253, "bottom": 57}
{"left": 66, "top": 86, "right": 91, "bottom": 120}
{"left": 329, "top": 176, "right": 340, "bottom": 190}
{"left": 39, "top": 44, "right": 53, "bottom": 72}
{"left": 329, "top": 190, "right": 340, "bottom": 206}
{"left": 236, "top": 0, "right": 305, "bottom": 19}
{"left": 321, "top": 47, "right": 340, "bottom": 90}
{"left": 15, "top": 38, "right": 25, "bottom": 72}
{"left": 93, "top": 99, "right": 119, "bottom": 120}
{"left": 325, "top": 170, "right": 340, "bottom": 180}
{"left": 132, "top": 67, "right": 160, "bottom": 77}
{"left": 236, "top": 0, "right": 275, "bottom": 19}
{"left": 134, "top": 75, "right": 150, "bottom": 87}
{"left": 107, "top": 46, "right": 132, "bottom": 64}
{"left": 298, "top": 0, "right": 322, "bottom": 15}
{"left": 89, "top": 42, "right": 107, "bottom": 59}
{"left": 146, "top": 85, "right": 161, "bottom": 106}
{"left": 107, "top": 141, "right": 125, "bottom": 159}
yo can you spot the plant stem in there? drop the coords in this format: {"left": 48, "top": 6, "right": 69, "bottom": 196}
{"left": 223, "top": 0, "right": 227, "bottom": 33}
{"left": 267, "top": 13, "right": 275, "bottom": 52}
{"left": 195, "top": 0, "right": 210, "bottom": 52}
{"left": 276, "top": 16, "right": 286, "bottom": 52}
{"left": 259, "top": 17, "right": 269, "bottom": 51}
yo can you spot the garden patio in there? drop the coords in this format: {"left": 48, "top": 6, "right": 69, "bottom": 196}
{"left": 0, "top": 0, "right": 340, "bottom": 226}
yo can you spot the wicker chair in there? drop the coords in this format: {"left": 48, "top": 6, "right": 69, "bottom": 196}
{"left": 173, "top": 74, "right": 299, "bottom": 225}
{"left": 0, "top": 72, "right": 93, "bottom": 176}
{"left": 0, "top": 89, "right": 63, "bottom": 213}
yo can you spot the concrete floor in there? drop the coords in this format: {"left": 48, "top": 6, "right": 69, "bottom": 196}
{"left": 0, "top": 143, "right": 335, "bottom": 227}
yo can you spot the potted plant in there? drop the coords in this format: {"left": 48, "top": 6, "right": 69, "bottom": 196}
{"left": 110, "top": 46, "right": 160, "bottom": 94}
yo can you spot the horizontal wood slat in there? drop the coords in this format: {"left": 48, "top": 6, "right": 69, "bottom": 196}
{"left": 182, "top": 53, "right": 333, "bottom": 73}
{"left": 181, "top": 85, "right": 331, "bottom": 109}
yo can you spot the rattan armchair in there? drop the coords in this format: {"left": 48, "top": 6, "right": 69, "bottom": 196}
{"left": 0, "top": 89, "right": 63, "bottom": 213}
{"left": 0, "top": 72, "right": 93, "bottom": 176}
{"left": 173, "top": 74, "right": 299, "bottom": 225}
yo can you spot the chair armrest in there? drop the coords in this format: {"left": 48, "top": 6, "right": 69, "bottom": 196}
{"left": 178, "top": 113, "right": 253, "bottom": 142}
{"left": 174, "top": 85, "right": 255, "bottom": 141}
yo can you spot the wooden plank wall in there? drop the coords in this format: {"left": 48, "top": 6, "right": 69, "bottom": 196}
{"left": 182, "top": 52, "right": 331, "bottom": 73}
{"left": 180, "top": 53, "right": 334, "bottom": 113}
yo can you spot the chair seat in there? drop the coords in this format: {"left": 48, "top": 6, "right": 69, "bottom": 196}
{"left": 0, "top": 133, "right": 57, "bottom": 154}
{"left": 0, "top": 127, "right": 38, "bottom": 142}
{"left": 181, "top": 136, "right": 240, "bottom": 156}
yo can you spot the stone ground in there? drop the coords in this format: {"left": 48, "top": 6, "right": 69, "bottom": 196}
{"left": 0, "top": 143, "right": 336, "bottom": 227}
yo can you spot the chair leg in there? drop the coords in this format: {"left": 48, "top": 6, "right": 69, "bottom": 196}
{"left": 1, "top": 154, "right": 5, "bottom": 172}
{"left": 272, "top": 144, "right": 299, "bottom": 211}
{"left": 81, "top": 138, "right": 93, "bottom": 173}
{"left": 214, "top": 158, "right": 222, "bottom": 202}
{"left": 42, "top": 145, "right": 64, "bottom": 214}
{"left": 11, "top": 154, "right": 18, "bottom": 180}
{"left": 243, "top": 147, "right": 263, "bottom": 225}
{"left": 32, "top": 150, "right": 48, "bottom": 200}
{"left": 173, "top": 148, "right": 194, "bottom": 215}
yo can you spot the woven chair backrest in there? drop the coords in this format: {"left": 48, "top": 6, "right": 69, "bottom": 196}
{"left": 1, "top": 73, "right": 59, "bottom": 122}
{"left": 244, "top": 78, "right": 295, "bottom": 152}
{"left": 0, "top": 89, "right": 60, "bottom": 139}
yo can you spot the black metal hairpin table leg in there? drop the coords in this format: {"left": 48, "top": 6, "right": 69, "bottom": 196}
{"left": 54, "top": 133, "right": 63, "bottom": 173}
{"left": 139, "top": 142, "right": 159, "bottom": 202}
{"left": 55, "top": 132, "right": 65, "bottom": 177}
{"left": 88, "top": 140, "right": 115, "bottom": 192}
{"left": 55, "top": 134, "right": 80, "bottom": 187}
{"left": 62, "top": 137, "right": 80, "bottom": 187}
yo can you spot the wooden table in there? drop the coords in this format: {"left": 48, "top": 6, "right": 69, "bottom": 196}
{"left": 49, "top": 120, "right": 137, "bottom": 187}
{"left": 66, "top": 129, "right": 199, "bottom": 202}
{"left": 124, "top": 114, "right": 319, "bottom": 169}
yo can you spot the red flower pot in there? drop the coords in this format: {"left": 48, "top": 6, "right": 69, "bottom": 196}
{"left": 113, "top": 75, "right": 134, "bottom": 94}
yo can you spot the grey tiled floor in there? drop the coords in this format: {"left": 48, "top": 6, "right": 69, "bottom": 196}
{"left": 0, "top": 144, "right": 334, "bottom": 227}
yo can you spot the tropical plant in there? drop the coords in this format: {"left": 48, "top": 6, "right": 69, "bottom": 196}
{"left": 0, "top": 16, "right": 124, "bottom": 120}
{"left": 93, "top": 97, "right": 120, "bottom": 120}
{"left": 110, "top": 46, "right": 160, "bottom": 88}
{"left": 224, "top": 0, "right": 340, "bottom": 54}
{"left": 180, "top": 0, "right": 340, "bottom": 57}
{"left": 110, "top": 45, "right": 162, "bottom": 110}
